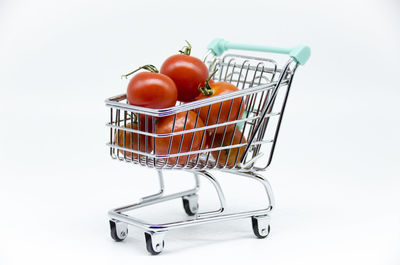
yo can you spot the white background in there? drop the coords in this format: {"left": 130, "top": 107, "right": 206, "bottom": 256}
{"left": 1, "top": 0, "right": 399, "bottom": 264}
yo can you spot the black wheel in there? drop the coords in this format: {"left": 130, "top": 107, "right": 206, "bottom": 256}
{"left": 251, "top": 216, "right": 270, "bottom": 239}
{"left": 109, "top": 220, "right": 128, "bottom": 242}
{"left": 182, "top": 195, "right": 199, "bottom": 216}
{"left": 145, "top": 232, "right": 165, "bottom": 255}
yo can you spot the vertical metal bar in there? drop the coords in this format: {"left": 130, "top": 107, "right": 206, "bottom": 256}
{"left": 130, "top": 112, "right": 134, "bottom": 162}
{"left": 204, "top": 102, "right": 224, "bottom": 169}
{"left": 249, "top": 172, "right": 275, "bottom": 209}
{"left": 236, "top": 60, "right": 249, "bottom": 88}
{"left": 264, "top": 63, "right": 298, "bottom": 169}
{"left": 140, "top": 170, "right": 165, "bottom": 201}
{"left": 202, "top": 105, "right": 213, "bottom": 166}
{"left": 123, "top": 110, "right": 127, "bottom": 160}
{"left": 214, "top": 99, "right": 235, "bottom": 166}
{"left": 239, "top": 58, "right": 295, "bottom": 165}
{"left": 229, "top": 63, "right": 236, "bottom": 83}
{"left": 183, "top": 111, "right": 199, "bottom": 167}
{"left": 224, "top": 59, "right": 235, "bottom": 81}
{"left": 110, "top": 107, "right": 115, "bottom": 158}
{"left": 152, "top": 116, "right": 156, "bottom": 168}
{"left": 196, "top": 171, "right": 226, "bottom": 216}
{"left": 145, "top": 114, "right": 149, "bottom": 166}
{"left": 192, "top": 172, "right": 200, "bottom": 190}
{"left": 186, "top": 109, "right": 203, "bottom": 168}
{"left": 116, "top": 109, "right": 123, "bottom": 161}
{"left": 231, "top": 98, "right": 247, "bottom": 167}
{"left": 240, "top": 63, "right": 266, "bottom": 163}
{"left": 250, "top": 62, "right": 278, "bottom": 160}
{"left": 137, "top": 113, "right": 141, "bottom": 164}
{"left": 165, "top": 114, "right": 177, "bottom": 166}
{"left": 174, "top": 111, "right": 189, "bottom": 168}
{"left": 241, "top": 63, "right": 265, "bottom": 140}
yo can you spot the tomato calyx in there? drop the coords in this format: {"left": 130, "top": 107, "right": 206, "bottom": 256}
{"left": 198, "top": 68, "right": 218, "bottom": 96}
{"left": 121, "top": 64, "right": 159, "bottom": 79}
{"left": 178, "top": 40, "right": 192, "bottom": 55}
{"left": 128, "top": 113, "right": 138, "bottom": 124}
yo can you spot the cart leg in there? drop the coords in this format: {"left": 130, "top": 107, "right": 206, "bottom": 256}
{"left": 226, "top": 171, "right": 274, "bottom": 238}
{"left": 109, "top": 220, "right": 128, "bottom": 242}
{"left": 247, "top": 172, "right": 273, "bottom": 238}
{"left": 144, "top": 230, "right": 167, "bottom": 255}
{"left": 251, "top": 215, "right": 271, "bottom": 239}
{"left": 182, "top": 172, "right": 200, "bottom": 216}
{"left": 182, "top": 193, "right": 199, "bottom": 216}
{"left": 140, "top": 170, "right": 165, "bottom": 201}
{"left": 195, "top": 170, "right": 227, "bottom": 217}
{"left": 249, "top": 172, "right": 275, "bottom": 210}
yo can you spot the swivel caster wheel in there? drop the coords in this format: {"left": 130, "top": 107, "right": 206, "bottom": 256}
{"left": 182, "top": 194, "right": 199, "bottom": 216}
{"left": 251, "top": 215, "right": 270, "bottom": 239}
{"left": 145, "top": 231, "right": 166, "bottom": 255}
{"left": 109, "top": 220, "right": 128, "bottom": 242}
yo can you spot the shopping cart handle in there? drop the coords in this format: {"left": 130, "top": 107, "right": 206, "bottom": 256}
{"left": 207, "top": 38, "right": 311, "bottom": 65}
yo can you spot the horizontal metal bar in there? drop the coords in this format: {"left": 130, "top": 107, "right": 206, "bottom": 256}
{"left": 221, "top": 53, "right": 278, "bottom": 65}
{"left": 112, "top": 187, "right": 199, "bottom": 213}
{"left": 107, "top": 139, "right": 272, "bottom": 158}
{"left": 210, "top": 60, "right": 281, "bottom": 74}
{"left": 109, "top": 207, "right": 272, "bottom": 232}
{"left": 105, "top": 80, "right": 289, "bottom": 116}
{"left": 106, "top": 112, "right": 279, "bottom": 138}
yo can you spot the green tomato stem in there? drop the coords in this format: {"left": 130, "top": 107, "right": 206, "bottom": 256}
{"left": 132, "top": 113, "right": 138, "bottom": 124}
{"left": 199, "top": 68, "right": 218, "bottom": 96}
{"left": 121, "top": 64, "right": 159, "bottom": 79}
{"left": 178, "top": 40, "right": 192, "bottom": 56}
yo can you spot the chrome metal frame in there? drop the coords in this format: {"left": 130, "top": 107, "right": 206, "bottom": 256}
{"left": 108, "top": 169, "right": 274, "bottom": 230}
{"left": 106, "top": 50, "right": 300, "bottom": 254}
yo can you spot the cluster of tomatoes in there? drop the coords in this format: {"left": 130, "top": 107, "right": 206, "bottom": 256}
{"left": 117, "top": 42, "right": 247, "bottom": 167}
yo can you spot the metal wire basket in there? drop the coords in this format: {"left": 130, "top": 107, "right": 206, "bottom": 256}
{"left": 105, "top": 38, "right": 310, "bottom": 254}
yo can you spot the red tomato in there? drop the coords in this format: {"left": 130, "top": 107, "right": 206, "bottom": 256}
{"left": 115, "top": 122, "right": 153, "bottom": 159}
{"left": 160, "top": 43, "right": 209, "bottom": 102}
{"left": 135, "top": 114, "right": 154, "bottom": 133}
{"left": 210, "top": 128, "right": 246, "bottom": 167}
{"left": 127, "top": 72, "right": 177, "bottom": 109}
{"left": 155, "top": 111, "right": 206, "bottom": 165}
{"left": 196, "top": 81, "right": 245, "bottom": 134}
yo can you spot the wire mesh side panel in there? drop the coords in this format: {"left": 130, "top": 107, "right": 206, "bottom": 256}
{"left": 205, "top": 54, "right": 296, "bottom": 170}
{"left": 107, "top": 53, "right": 296, "bottom": 171}
{"left": 109, "top": 107, "right": 155, "bottom": 166}
{"left": 107, "top": 95, "right": 271, "bottom": 170}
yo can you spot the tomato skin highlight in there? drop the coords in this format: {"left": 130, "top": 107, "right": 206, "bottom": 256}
{"left": 196, "top": 81, "right": 245, "bottom": 134}
{"left": 155, "top": 111, "right": 206, "bottom": 165}
{"left": 160, "top": 54, "right": 209, "bottom": 102}
{"left": 210, "top": 128, "right": 247, "bottom": 167}
{"left": 127, "top": 72, "right": 177, "bottom": 109}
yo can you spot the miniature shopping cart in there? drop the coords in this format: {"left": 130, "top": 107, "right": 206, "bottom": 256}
{"left": 105, "top": 38, "right": 310, "bottom": 254}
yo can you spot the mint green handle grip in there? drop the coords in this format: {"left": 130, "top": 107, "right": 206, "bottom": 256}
{"left": 207, "top": 38, "right": 310, "bottom": 65}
